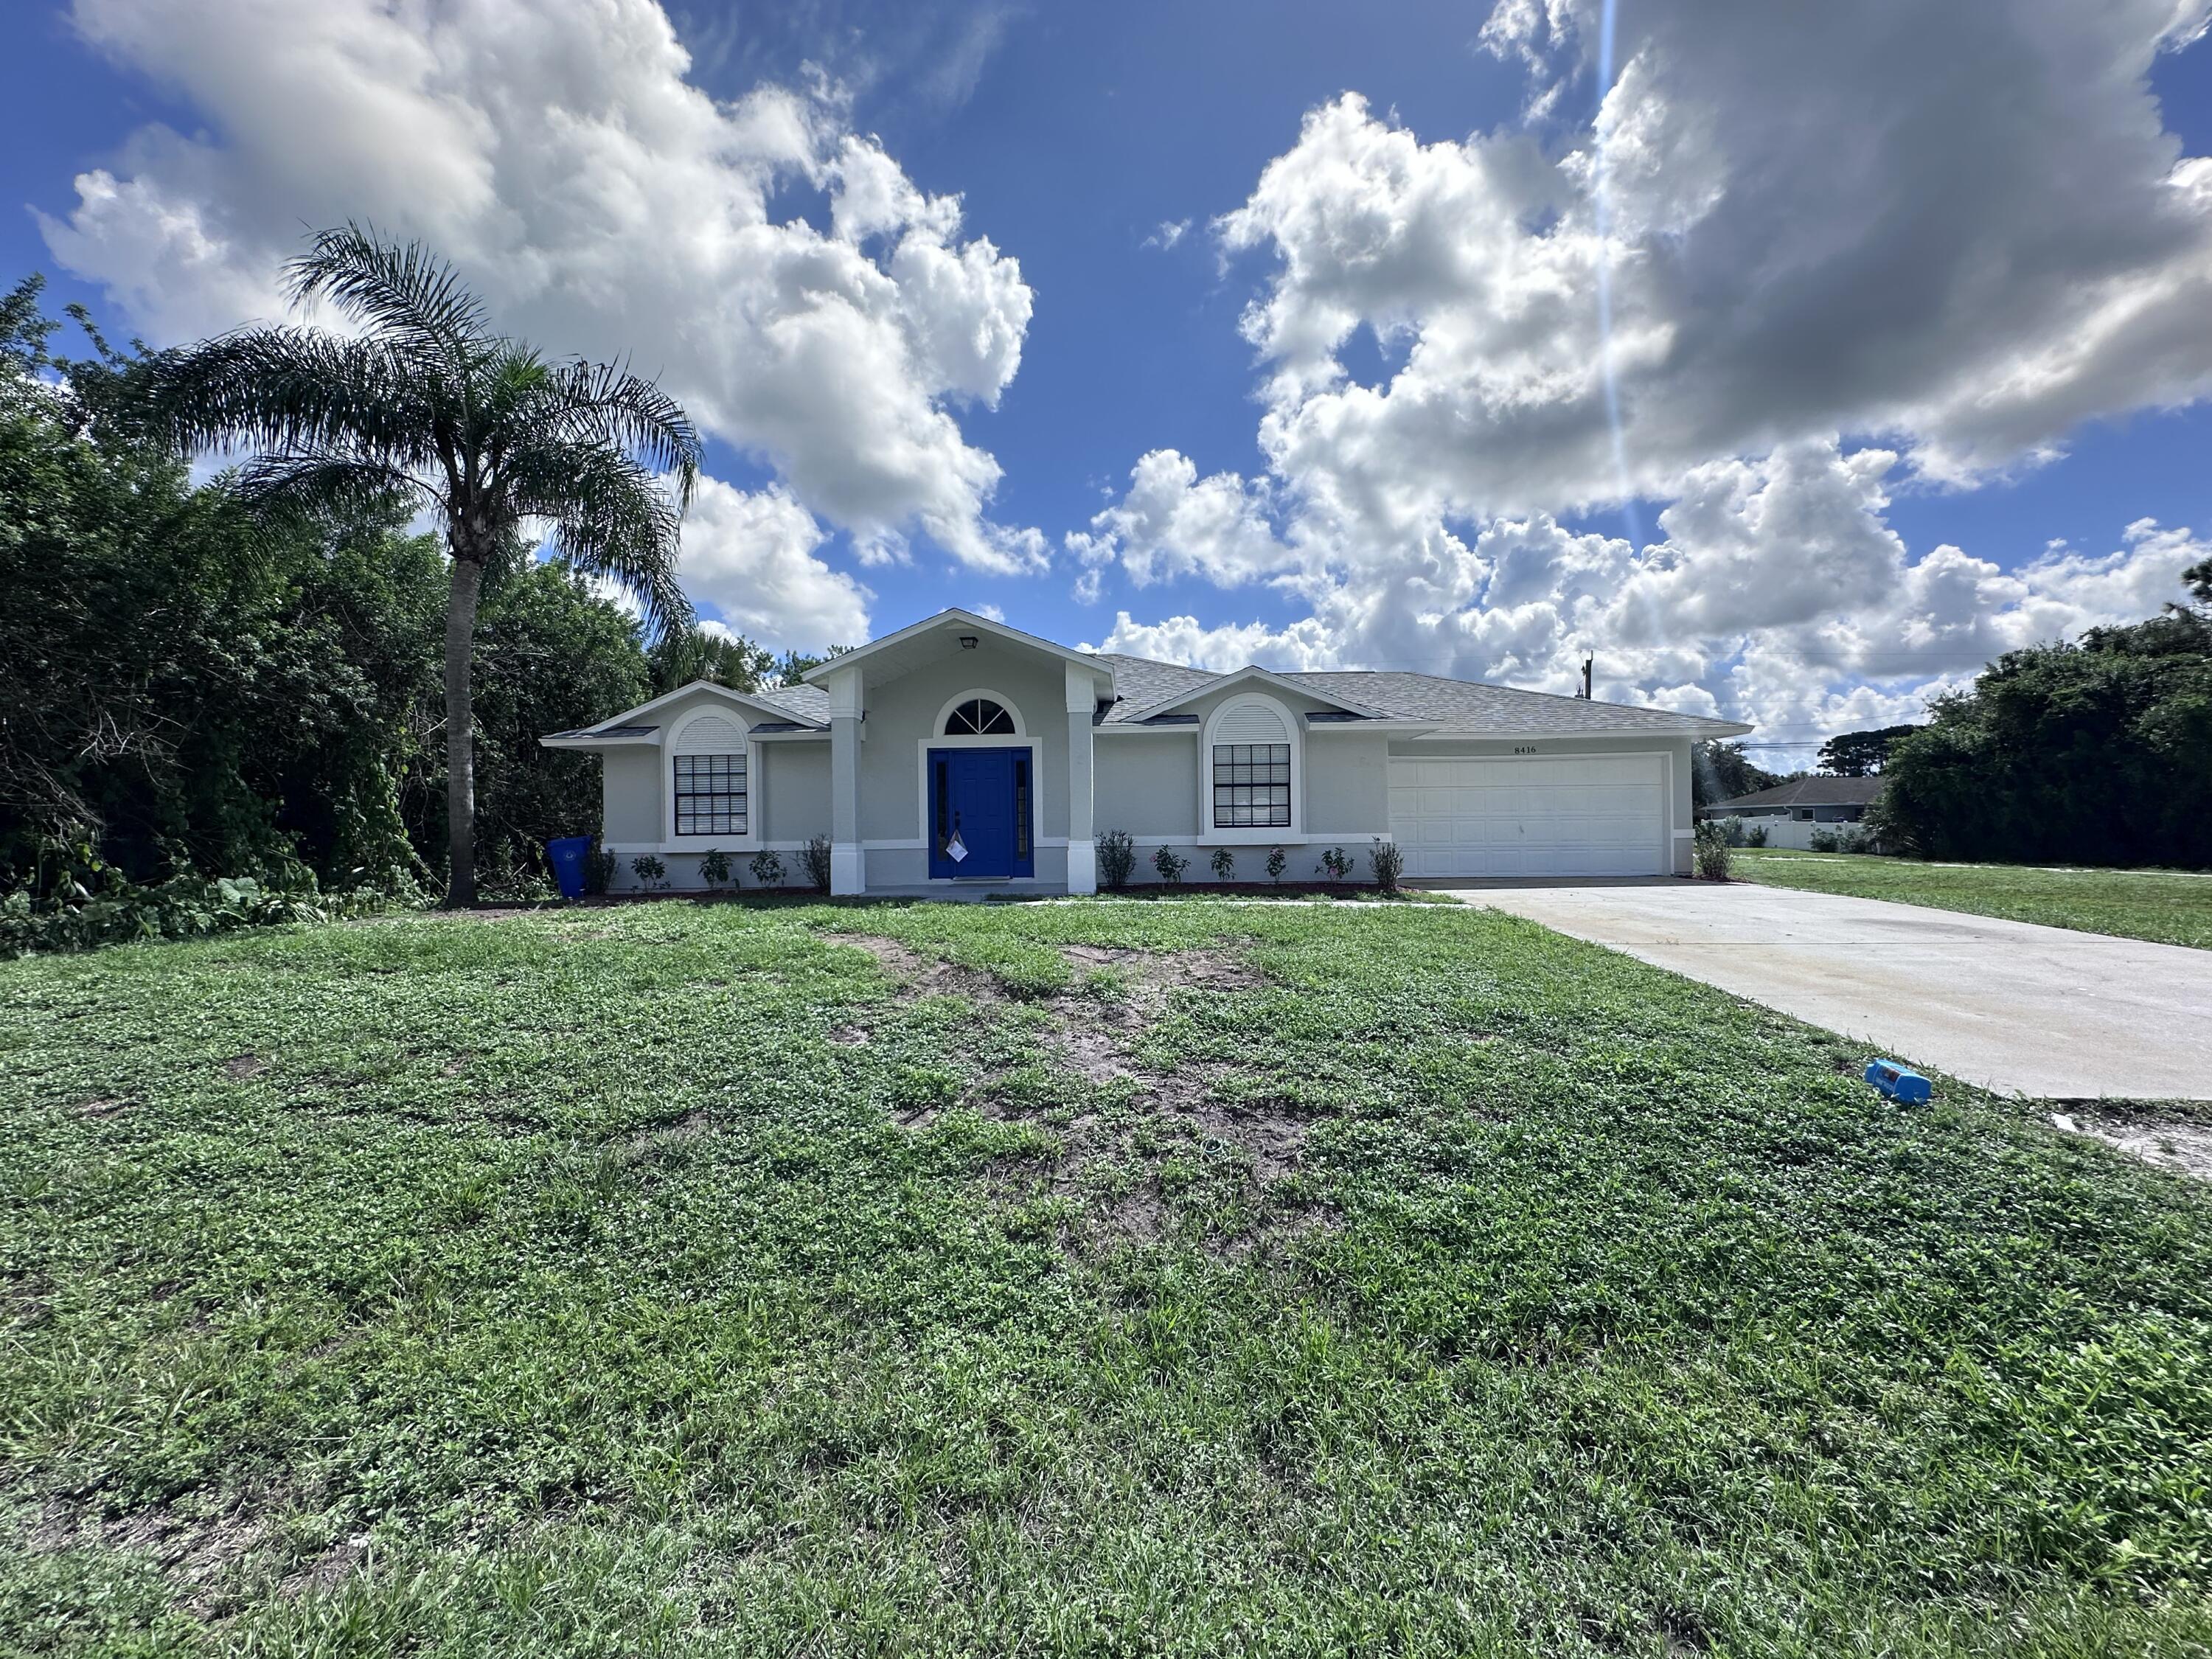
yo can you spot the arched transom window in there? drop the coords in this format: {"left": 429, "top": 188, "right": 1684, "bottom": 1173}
{"left": 672, "top": 713, "right": 748, "bottom": 837}
{"left": 943, "top": 697, "right": 1017, "bottom": 736}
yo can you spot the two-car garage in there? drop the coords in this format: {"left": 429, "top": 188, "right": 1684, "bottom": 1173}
{"left": 1386, "top": 753, "right": 1672, "bottom": 878}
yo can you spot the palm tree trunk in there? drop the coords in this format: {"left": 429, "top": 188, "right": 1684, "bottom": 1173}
{"left": 443, "top": 554, "right": 483, "bottom": 908}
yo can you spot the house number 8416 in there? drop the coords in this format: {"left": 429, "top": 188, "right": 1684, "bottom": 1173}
{"left": 1512, "top": 745, "right": 1540, "bottom": 755}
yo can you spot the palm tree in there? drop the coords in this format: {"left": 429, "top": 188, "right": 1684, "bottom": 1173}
{"left": 136, "top": 224, "right": 700, "bottom": 905}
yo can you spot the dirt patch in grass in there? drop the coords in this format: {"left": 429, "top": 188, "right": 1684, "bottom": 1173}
{"left": 30, "top": 1487, "right": 281, "bottom": 1614}
{"left": 620, "top": 1110, "right": 713, "bottom": 1159}
{"left": 223, "top": 1054, "right": 268, "bottom": 1080}
{"left": 841, "top": 936, "right": 1013, "bottom": 1004}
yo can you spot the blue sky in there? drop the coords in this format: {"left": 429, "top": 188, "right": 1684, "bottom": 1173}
{"left": 7, "top": 1, "right": 2212, "bottom": 760}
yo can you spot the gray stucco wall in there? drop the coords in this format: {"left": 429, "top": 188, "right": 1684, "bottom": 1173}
{"left": 1092, "top": 734, "right": 1200, "bottom": 839}
{"left": 762, "top": 742, "right": 831, "bottom": 844}
{"left": 1305, "top": 731, "right": 1391, "bottom": 837}
{"left": 853, "top": 639, "right": 1073, "bottom": 846}
{"left": 600, "top": 747, "right": 661, "bottom": 844}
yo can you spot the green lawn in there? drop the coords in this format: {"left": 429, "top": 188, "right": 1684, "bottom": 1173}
{"left": 4, "top": 901, "right": 2210, "bottom": 1658}
{"left": 1733, "top": 848, "right": 2212, "bottom": 950}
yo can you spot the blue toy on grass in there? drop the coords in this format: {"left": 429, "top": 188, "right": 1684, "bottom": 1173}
{"left": 1863, "top": 1059, "right": 1932, "bottom": 1104}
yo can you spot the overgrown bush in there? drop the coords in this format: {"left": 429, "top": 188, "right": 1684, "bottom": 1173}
{"left": 1693, "top": 821, "right": 1733, "bottom": 880}
{"left": 698, "top": 848, "right": 732, "bottom": 890}
{"left": 1744, "top": 823, "right": 1770, "bottom": 848}
{"left": 1150, "top": 846, "right": 1189, "bottom": 884}
{"left": 1368, "top": 838, "right": 1404, "bottom": 894}
{"left": 1711, "top": 816, "right": 1748, "bottom": 848}
{"left": 1, "top": 841, "right": 398, "bottom": 957}
{"left": 1209, "top": 847, "right": 1237, "bottom": 882}
{"left": 1808, "top": 827, "right": 1841, "bottom": 854}
{"left": 1097, "top": 830, "right": 1136, "bottom": 891}
{"left": 801, "top": 835, "right": 833, "bottom": 891}
{"left": 748, "top": 849, "right": 785, "bottom": 888}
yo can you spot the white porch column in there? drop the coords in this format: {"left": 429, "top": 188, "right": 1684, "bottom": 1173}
{"left": 1065, "top": 661, "right": 1098, "bottom": 895}
{"left": 825, "top": 666, "right": 865, "bottom": 895}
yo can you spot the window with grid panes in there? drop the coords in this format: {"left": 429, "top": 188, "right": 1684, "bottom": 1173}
{"left": 1211, "top": 742, "right": 1290, "bottom": 827}
{"left": 673, "top": 751, "right": 747, "bottom": 835}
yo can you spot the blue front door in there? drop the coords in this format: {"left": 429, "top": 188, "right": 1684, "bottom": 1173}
{"left": 929, "top": 746, "right": 1032, "bottom": 879}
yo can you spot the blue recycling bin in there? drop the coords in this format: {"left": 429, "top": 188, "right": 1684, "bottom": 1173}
{"left": 548, "top": 835, "right": 594, "bottom": 899}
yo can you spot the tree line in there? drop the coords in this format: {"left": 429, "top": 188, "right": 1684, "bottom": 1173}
{"left": 1694, "top": 568, "right": 2212, "bottom": 868}
{"left": 1, "top": 251, "right": 826, "bottom": 913}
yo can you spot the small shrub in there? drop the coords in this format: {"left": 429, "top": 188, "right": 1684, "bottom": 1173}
{"left": 1151, "top": 846, "right": 1189, "bottom": 884}
{"left": 1368, "top": 838, "right": 1404, "bottom": 894}
{"left": 583, "top": 845, "right": 618, "bottom": 895}
{"left": 1714, "top": 816, "right": 1747, "bottom": 848}
{"left": 1834, "top": 824, "right": 1877, "bottom": 855}
{"left": 1266, "top": 846, "right": 1287, "bottom": 884}
{"left": 801, "top": 834, "right": 833, "bottom": 891}
{"left": 748, "top": 849, "right": 785, "bottom": 888}
{"left": 1693, "top": 821, "right": 1733, "bottom": 880}
{"left": 630, "top": 854, "right": 668, "bottom": 891}
{"left": 1209, "top": 847, "right": 1237, "bottom": 883}
{"left": 1744, "top": 823, "right": 1769, "bottom": 848}
{"left": 1316, "top": 846, "right": 1351, "bottom": 882}
{"left": 1807, "top": 827, "right": 1841, "bottom": 854}
{"left": 698, "top": 848, "right": 732, "bottom": 890}
{"left": 1098, "top": 830, "right": 1136, "bottom": 891}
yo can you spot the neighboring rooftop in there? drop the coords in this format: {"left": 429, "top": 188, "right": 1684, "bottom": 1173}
{"left": 1708, "top": 776, "right": 1888, "bottom": 811}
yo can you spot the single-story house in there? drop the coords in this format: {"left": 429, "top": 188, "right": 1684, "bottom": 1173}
{"left": 1700, "top": 775, "right": 1885, "bottom": 851}
{"left": 542, "top": 608, "right": 1753, "bottom": 894}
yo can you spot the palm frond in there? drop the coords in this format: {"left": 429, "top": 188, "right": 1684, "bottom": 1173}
{"left": 234, "top": 451, "right": 440, "bottom": 524}
{"left": 285, "top": 223, "right": 493, "bottom": 362}
{"left": 504, "top": 439, "right": 694, "bottom": 634}
{"left": 535, "top": 359, "right": 703, "bottom": 509}
{"left": 137, "top": 327, "right": 446, "bottom": 470}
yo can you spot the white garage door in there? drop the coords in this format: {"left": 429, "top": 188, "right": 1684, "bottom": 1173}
{"left": 1388, "top": 754, "right": 1669, "bottom": 877}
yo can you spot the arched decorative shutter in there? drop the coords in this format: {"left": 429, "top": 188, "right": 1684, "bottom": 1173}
{"left": 1214, "top": 698, "right": 1289, "bottom": 745}
{"left": 678, "top": 714, "right": 747, "bottom": 753}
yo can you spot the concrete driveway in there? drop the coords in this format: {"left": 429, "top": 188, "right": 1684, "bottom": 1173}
{"left": 1436, "top": 880, "right": 2212, "bottom": 1101}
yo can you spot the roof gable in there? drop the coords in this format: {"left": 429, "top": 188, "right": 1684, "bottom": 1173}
{"left": 543, "top": 678, "right": 826, "bottom": 743}
{"left": 800, "top": 608, "right": 1116, "bottom": 688}
{"left": 1107, "top": 662, "right": 1391, "bottom": 724}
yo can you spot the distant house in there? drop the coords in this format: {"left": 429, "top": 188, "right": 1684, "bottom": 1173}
{"left": 1701, "top": 776, "right": 1885, "bottom": 849}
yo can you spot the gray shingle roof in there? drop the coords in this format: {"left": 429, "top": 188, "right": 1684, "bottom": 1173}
{"left": 1088, "top": 654, "right": 1749, "bottom": 737}
{"left": 752, "top": 682, "right": 830, "bottom": 724}
{"left": 1710, "top": 775, "right": 1885, "bottom": 810}
{"left": 1091, "top": 654, "right": 1221, "bottom": 719}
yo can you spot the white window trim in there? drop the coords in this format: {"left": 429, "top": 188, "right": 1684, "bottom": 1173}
{"left": 1197, "top": 692, "right": 1301, "bottom": 846}
{"left": 664, "top": 707, "right": 762, "bottom": 849}
{"left": 932, "top": 686, "right": 1027, "bottom": 739}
